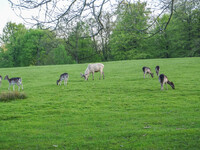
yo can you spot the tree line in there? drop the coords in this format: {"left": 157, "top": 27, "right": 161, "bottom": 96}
{"left": 0, "top": 0, "right": 199, "bottom": 68}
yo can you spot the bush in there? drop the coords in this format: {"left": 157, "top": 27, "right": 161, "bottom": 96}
{"left": 0, "top": 91, "right": 27, "bottom": 102}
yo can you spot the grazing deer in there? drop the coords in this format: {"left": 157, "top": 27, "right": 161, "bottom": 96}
{"left": 4, "top": 75, "right": 23, "bottom": 91}
{"left": 142, "top": 67, "right": 154, "bottom": 78}
{"left": 155, "top": 66, "right": 160, "bottom": 76}
{"left": 159, "top": 74, "right": 175, "bottom": 90}
{"left": 81, "top": 63, "right": 104, "bottom": 80}
{"left": 57, "top": 73, "right": 69, "bottom": 86}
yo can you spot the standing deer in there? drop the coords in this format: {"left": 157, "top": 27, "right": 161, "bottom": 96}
{"left": 155, "top": 66, "right": 160, "bottom": 76}
{"left": 142, "top": 67, "right": 154, "bottom": 78}
{"left": 57, "top": 73, "right": 69, "bottom": 86}
{"left": 159, "top": 74, "right": 175, "bottom": 90}
{"left": 81, "top": 63, "right": 104, "bottom": 80}
{"left": 4, "top": 75, "right": 23, "bottom": 91}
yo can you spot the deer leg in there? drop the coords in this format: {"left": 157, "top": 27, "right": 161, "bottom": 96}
{"left": 92, "top": 72, "right": 94, "bottom": 80}
{"left": 144, "top": 73, "right": 145, "bottom": 78}
{"left": 161, "top": 83, "right": 163, "bottom": 90}
{"left": 103, "top": 72, "right": 104, "bottom": 79}
{"left": 64, "top": 79, "right": 67, "bottom": 86}
{"left": 166, "top": 84, "right": 168, "bottom": 90}
{"left": 99, "top": 72, "right": 102, "bottom": 80}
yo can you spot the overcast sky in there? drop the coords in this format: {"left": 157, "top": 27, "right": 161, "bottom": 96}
{"left": 0, "top": 0, "right": 161, "bottom": 35}
{"left": 0, "top": 0, "right": 24, "bottom": 35}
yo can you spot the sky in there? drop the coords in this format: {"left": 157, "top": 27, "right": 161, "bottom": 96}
{"left": 0, "top": 0, "right": 161, "bottom": 35}
{"left": 0, "top": 0, "right": 24, "bottom": 35}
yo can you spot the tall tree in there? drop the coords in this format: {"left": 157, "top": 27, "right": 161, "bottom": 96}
{"left": 109, "top": 2, "right": 151, "bottom": 60}
{"left": 0, "top": 23, "right": 75, "bottom": 67}
{"left": 66, "top": 21, "right": 101, "bottom": 63}
{"left": 0, "top": 22, "right": 27, "bottom": 67}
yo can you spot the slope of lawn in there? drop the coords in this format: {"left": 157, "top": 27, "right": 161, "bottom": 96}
{"left": 0, "top": 57, "right": 200, "bottom": 149}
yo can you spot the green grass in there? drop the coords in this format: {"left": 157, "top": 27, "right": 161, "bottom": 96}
{"left": 0, "top": 57, "right": 200, "bottom": 150}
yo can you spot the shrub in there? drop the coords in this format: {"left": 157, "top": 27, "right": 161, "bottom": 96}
{"left": 0, "top": 91, "right": 27, "bottom": 102}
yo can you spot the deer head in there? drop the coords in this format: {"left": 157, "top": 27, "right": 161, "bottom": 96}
{"left": 80, "top": 73, "right": 88, "bottom": 80}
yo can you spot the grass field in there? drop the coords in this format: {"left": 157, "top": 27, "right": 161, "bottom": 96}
{"left": 0, "top": 57, "right": 200, "bottom": 150}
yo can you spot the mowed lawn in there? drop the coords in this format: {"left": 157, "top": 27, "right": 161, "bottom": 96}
{"left": 0, "top": 57, "right": 200, "bottom": 150}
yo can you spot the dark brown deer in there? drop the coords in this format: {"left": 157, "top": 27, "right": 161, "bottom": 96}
{"left": 0, "top": 75, "right": 2, "bottom": 87}
{"left": 155, "top": 66, "right": 160, "bottom": 76}
{"left": 142, "top": 67, "right": 154, "bottom": 78}
{"left": 159, "top": 74, "right": 175, "bottom": 90}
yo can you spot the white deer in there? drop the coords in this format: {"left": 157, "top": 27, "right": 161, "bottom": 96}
{"left": 81, "top": 63, "right": 104, "bottom": 80}
{"left": 4, "top": 75, "right": 23, "bottom": 91}
{"left": 57, "top": 73, "right": 69, "bottom": 86}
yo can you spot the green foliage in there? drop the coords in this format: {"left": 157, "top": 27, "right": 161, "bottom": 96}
{"left": 145, "top": 0, "right": 200, "bottom": 58}
{"left": 109, "top": 2, "right": 150, "bottom": 60}
{"left": 0, "top": 0, "right": 199, "bottom": 67}
{"left": 48, "top": 44, "right": 75, "bottom": 64}
{"left": 0, "top": 24, "right": 76, "bottom": 67}
{"left": 66, "top": 22, "right": 102, "bottom": 63}
{"left": 0, "top": 58, "right": 200, "bottom": 149}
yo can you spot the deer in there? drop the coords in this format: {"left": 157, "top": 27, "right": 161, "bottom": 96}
{"left": 0, "top": 75, "right": 2, "bottom": 87}
{"left": 142, "top": 67, "right": 154, "bottom": 78}
{"left": 57, "top": 73, "right": 69, "bottom": 86}
{"left": 4, "top": 75, "right": 23, "bottom": 91}
{"left": 159, "top": 74, "right": 175, "bottom": 90}
{"left": 155, "top": 66, "right": 160, "bottom": 76}
{"left": 81, "top": 63, "right": 104, "bottom": 80}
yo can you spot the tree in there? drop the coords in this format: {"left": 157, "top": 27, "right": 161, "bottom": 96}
{"left": 172, "top": 0, "right": 200, "bottom": 56}
{"left": 46, "top": 44, "right": 75, "bottom": 65}
{"left": 109, "top": 2, "right": 151, "bottom": 60}
{"left": 0, "top": 22, "right": 27, "bottom": 67}
{"left": 66, "top": 21, "right": 101, "bottom": 63}
{"left": 0, "top": 22, "right": 75, "bottom": 67}
{"left": 143, "top": 0, "right": 200, "bottom": 58}
{"left": 8, "top": 0, "right": 176, "bottom": 37}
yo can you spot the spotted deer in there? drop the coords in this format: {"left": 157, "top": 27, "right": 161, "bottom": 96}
{"left": 57, "top": 73, "right": 69, "bottom": 86}
{"left": 142, "top": 67, "right": 154, "bottom": 78}
{"left": 159, "top": 74, "right": 175, "bottom": 90}
{"left": 4, "top": 75, "right": 23, "bottom": 91}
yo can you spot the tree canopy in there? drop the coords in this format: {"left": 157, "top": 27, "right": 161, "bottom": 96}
{"left": 0, "top": 0, "right": 199, "bottom": 67}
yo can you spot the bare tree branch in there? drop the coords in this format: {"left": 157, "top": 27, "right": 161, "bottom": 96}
{"left": 7, "top": 0, "right": 175, "bottom": 37}
{"left": 164, "top": 0, "right": 174, "bottom": 30}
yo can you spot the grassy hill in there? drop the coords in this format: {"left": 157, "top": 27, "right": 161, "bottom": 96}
{"left": 0, "top": 57, "right": 200, "bottom": 149}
